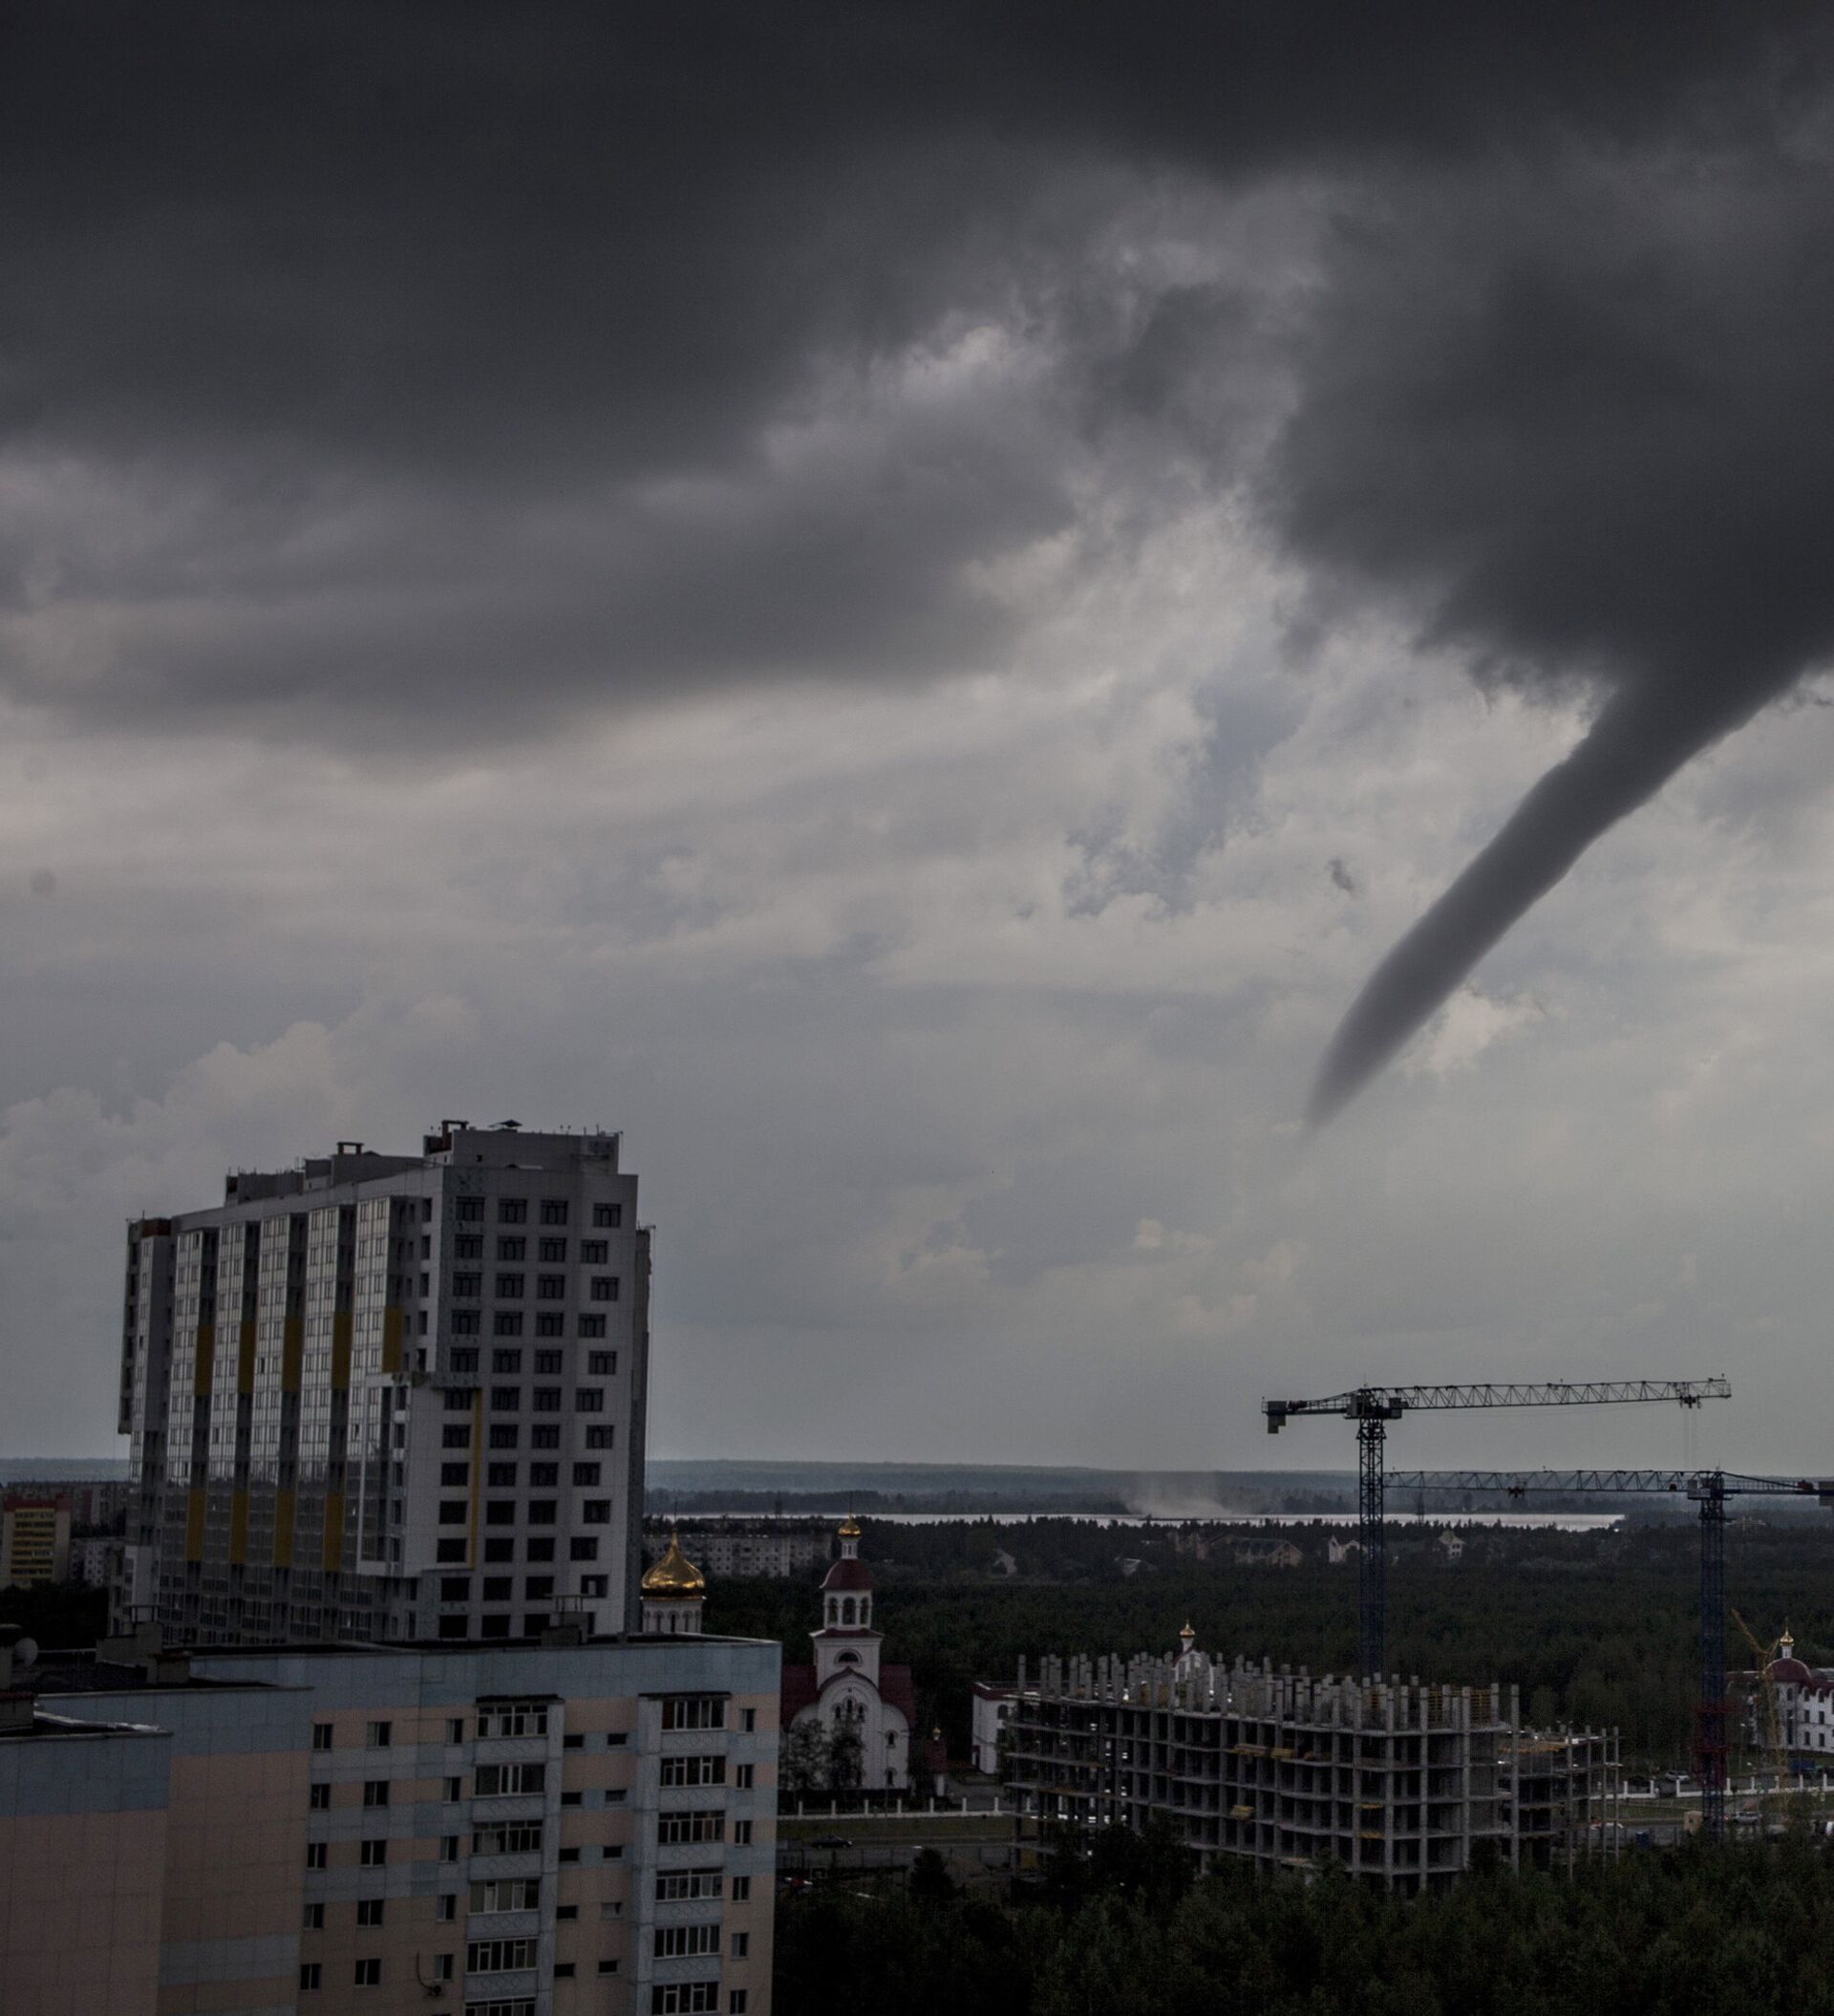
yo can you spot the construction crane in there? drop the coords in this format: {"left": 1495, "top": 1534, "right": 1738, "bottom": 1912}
{"left": 1388, "top": 1467, "right": 1834, "bottom": 1842}
{"left": 1263, "top": 1380, "right": 1731, "bottom": 1684}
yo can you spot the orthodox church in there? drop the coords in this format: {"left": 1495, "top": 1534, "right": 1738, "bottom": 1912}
{"left": 779, "top": 1515, "right": 915, "bottom": 1791}
{"left": 639, "top": 1530, "right": 707, "bottom": 1635}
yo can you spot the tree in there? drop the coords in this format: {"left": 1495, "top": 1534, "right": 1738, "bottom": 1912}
{"left": 780, "top": 1721, "right": 831, "bottom": 1794}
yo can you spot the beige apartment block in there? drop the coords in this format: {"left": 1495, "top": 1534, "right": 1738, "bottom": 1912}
{"left": 5, "top": 1627, "right": 778, "bottom": 2016}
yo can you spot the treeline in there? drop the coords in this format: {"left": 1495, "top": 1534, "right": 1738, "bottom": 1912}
{"left": 777, "top": 1826, "right": 1834, "bottom": 2016}
{"left": 706, "top": 1517, "right": 1834, "bottom": 1769}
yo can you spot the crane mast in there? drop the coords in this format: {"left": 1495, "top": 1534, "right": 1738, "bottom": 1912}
{"left": 1263, "top": 1380, "right": 1731, "bottom": 1691}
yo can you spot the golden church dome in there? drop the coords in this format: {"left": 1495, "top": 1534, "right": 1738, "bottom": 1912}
{"left": 641, "top": 1531, "right": 705, "bottom": 1597}
{"left": 838, "top": 1512, "right": 862, "bottom": 1539}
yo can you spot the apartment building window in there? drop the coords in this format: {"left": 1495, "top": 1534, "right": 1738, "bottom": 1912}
{"left": 485, "top": 1500, "right": 517, "bottom": 1525}
{"left": 523, "top": 1498, "right": 556, "bottom": 1524}
{"left": 525, "top": 1575, "right": 554, "bottom": 1599}
{"left": 527, "top": 1536, "right": 557, "bottom": 1560}
{"left": 440, "top": 1462, "right": 470, "bottom": 1487}
{"left": 661, "top": 1696, "right": 727, "bottom": 1731}
{"left": 584, "top": 1426, "right": 615, "bottom": 1449}
{"left": 572, "top": 1462, "right": 601, "bottom": 1486}
{"left": 599, "top": 1959, "right": 621, "bottom": 1975}
{"left": 740, "top": 1708, "right": 757, "bottom": 1733}
{"left": 305, "top": 1901, "right": 326, "bottom": 1929}
{"left": 538, "top": 1236, "right": 567, "bottom": 1261}
{"left": 531, "top": 1425, "right": 561, "bottom": 1449}
{"left": 445, "top": 1775, "right": 462, "bottom": 1800}
{"left": 569, "top": 1535, "right": 599, "bottom": 1561}
{"left": 530, "top": 1461, "right": 558, "bottom": 1486}
{"left": 433, "top": 1955, "right": 455, "bottom": 1982}
{"left": 589, "top": 1276, "right": 619, "bottom": 1301}
{"left": 578, "top": 1238, "right": 608, "bottom": 1264}
{"left": 312, "top": 1722, "right": 333, "bottom": 1749}
{"left": 478, "top": 1699, "right": 549, "bottom": 1738}
{"left": 535, "top": 1313, "right": 565, "bottom": 1338}
{"left": 437, "top": 1894, "right": 458, "bottom": 1921}
{"left": 650, "top": 1985, "right": 719, "bottom": 2014}
{"left": 578, "top": 1315, "right": 607, "bottom": 1339}
{"left": 537, "top": 1275, "right": 565, "bottom": 1299}
{"left": 657, "top": 1810, "right": 721, "bottom": 1845}
{"left": 456, "top": 1198, "right": 484, "bottom": 1222}
{"left": 488, "top": 1461, "right": 519, "bottom": 1486}
{"left": 490, "top": 1387, "right": 520, "bottom": 1412}
{"left": 467, "top": 1938, "right": 538, "bottom": 1973}
{"left": 536, "top": 1197, "right": 568, "bottom": 1225}
{"left": 574, "top": 1387, "right": 605, "bottom": 1413}
{"left": 492, "top": 1348, "right": 523, "bottom": 1374}
{"left": 444, "top": 1387, "right": 473, "bottom": 1411}
{"left": 447, "top": 1717, "right": 465, "bottom": 1743}
{"left": 435, "top": 1499, "right": 464, "bottom": 1526}
{"left": 452, "top": 1273, "right": 481, "bottom": 1298}
{"left": 656, "top": 1919, "right": 721, "bottom": 1951}
{"left": 356, "top": 1898, "right": 385, "bottom": 1926}
{"left": 309, "top": 1782, "right": 331, "bottom": 1810}
{"left": 470, "top": 1877, "right": 541, "bottom": 1913}
{"left": 473, "top": 1821, "right": 543, "bottom": 1854}
{"left": 483, "top": 1576, "right": 513, "bottom": 1600}
{"left": 440, "top": 1834, "right": 459, "bottom": 1861}
{"left": 359, "top": 1838, "right": 388, "bottom": 1867}
{"left": 451, "top": 1348, "right": 480, "bottom": 1373}
{"left": 731, "top": 1933, "right": 749, "bottom": 1959}
{"left": 489, "top": 1425, "right": 520, "bottom": 1449}
{"left": 661, "top": 1754, "right": 726, "bottom": 1789}
{"left": 499, "top": 1198, "right": 527, "bottom": 1223}
{"left": 352, "top": 1959, "right": 381, "bottom": 1986}
{"left": 363, "top": 1719, "right": 391, "bottom": 1748}
{"left": 531, "top": 1386, "right": 562, "bottom": 1412}
{"left": 437, "top": 1539, "right": 467, "bottom": 1564}
{"left": 582, "top": 1499, "right": 610, "bottom": 1524}
{"left": 735, "top": 1763, "right": 755, "bottom": 1789}
{"left": 299, "top": 1962, "right": 322, "bottom": 1991}
{"left": 587, "top": 1351, "right": 617, "bottom": 1376}
{"left": 485, "top": 1538, "right": 515, "bottom": 1561}
{"left": 733, "top": 1820, "right": 753, "bottom": 1845}
{"left": 731, "top": 1876, "right": 751, "bottom": 1901}
{"left": 306, "top": 1842, "right": 328, "bottom": 1869}
{"left": 497, "top": 1235, "right": 526, "bottom": 1261}
{"left": 592, "top": 1202, "right": 622, "bottom": 1228}
{"left": 655, "top": 1869, "right": 722, "bottom": 1901}
{"left": 493, "top": 1307, "right": 524, "bottom": 1333}
{"left": 442, "top": 1427, "right": 473, "bottom": 1454}
{"left": 454, "top": 1234, "right": 482, "bottom": 1260}
{"left": 730, "top": 1993, "right": 749, "bottom": 2015}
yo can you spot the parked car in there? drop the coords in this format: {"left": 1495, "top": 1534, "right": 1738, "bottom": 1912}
{"left": 812, "top": 1834, "right": 853, "bottom": 1850}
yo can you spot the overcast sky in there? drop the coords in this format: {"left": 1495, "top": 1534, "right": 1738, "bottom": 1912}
{"left": 5, "top": 6, "right": 1834, "bottom": 1474}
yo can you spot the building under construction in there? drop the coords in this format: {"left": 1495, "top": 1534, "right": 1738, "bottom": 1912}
{"left": 1003, "top": 1641, "right": 1618, "bottom": 1893}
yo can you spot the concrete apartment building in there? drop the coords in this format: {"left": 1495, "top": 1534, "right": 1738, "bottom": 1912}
{"left": 642, "top": 1522, "right": 829, "bottom": 1580}
{"left": 1, "top": 1494, "right": 73, "bottom": 1587}
{"left": 117, "top": 1122, "right": 650, "bottom": 1646}
{"left": 1003, "top": 1639, "right": 1618, "bottom": 1892}
{"left": 3, "top": 1625, "right": 778, "bottom": 2016}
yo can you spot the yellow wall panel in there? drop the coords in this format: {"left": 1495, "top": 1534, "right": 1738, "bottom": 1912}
{"left": 274, "top": 1491, "right": 294, "bottom": 1568}
{"left": 381, "top": 1306, "right": 403, "bottom": 1375}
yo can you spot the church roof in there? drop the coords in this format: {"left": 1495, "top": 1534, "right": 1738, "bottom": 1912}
{"left": 781, "top": 1662, "right": 917, "bottom": 1729}
{"left": 821, "top": 1555, "right": 872, "bottom": 1593}
{"left": 641, "top": 1531, "right": 705, "bottom": 1597}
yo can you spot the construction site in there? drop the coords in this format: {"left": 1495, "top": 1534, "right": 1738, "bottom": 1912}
{"left": 1004, "top": 1375, "right": 1829, "bottom": 1882}
{"left": 1003, "top": 1648, "right": 1618, "bottom": 1893}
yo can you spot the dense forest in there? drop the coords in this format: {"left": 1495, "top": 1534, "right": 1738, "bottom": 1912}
{"left": 707, "top": 1514, "right": 1834, "bottom": 1769}
{"left": 777, "top": 1823, "right": 1834, "bottom": 2016}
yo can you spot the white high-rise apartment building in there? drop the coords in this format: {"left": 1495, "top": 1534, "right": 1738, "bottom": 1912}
{"left": 117, "top": 1122, "right": 650, "bottom": 1645}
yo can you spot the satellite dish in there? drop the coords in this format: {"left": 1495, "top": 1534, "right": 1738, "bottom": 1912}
{"left": 13, "top": 1637, "right": 38, "bottom": 1668}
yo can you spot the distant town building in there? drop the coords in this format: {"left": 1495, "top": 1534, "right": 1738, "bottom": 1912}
{"left": 1437, "top": 1532, "right": 1466, "bottom": 1563}
{"left": 1232, "top": 1537, "right": 1304, "bottom": 1569}
{"left": 72, "top": 1533, "right": 120, "bottom": 1586}
{"left": 779, "top": 1517, "right": 913, "bottom": 1792}
{"left": 970, "top": 1681, "right": 1015, "bottom": 1774}
{"left": 1328, "top": 1536, "right": 1360, "bottom": 1565}
{"left": 116, "top": 1122, "right": 650, "bottom": 1646}
{"left": 643, "top": 1518, "right": 829, "bottom": 1579}
{"left": 1, "top": 1622, "right": 779, "bottom": 2015}
{"left": 1, "top": 1493, "right": 71, "bottom": 1586}
{"left": 1003, "top": 1636, "right": 1618, "bottom": 1893}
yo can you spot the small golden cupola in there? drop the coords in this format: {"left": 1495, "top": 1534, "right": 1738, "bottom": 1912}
{"left": 641, "top": 1531, "right": 707, "bottom": 1637}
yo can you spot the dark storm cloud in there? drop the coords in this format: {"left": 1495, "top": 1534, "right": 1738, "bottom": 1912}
{"left": 2, "top": 3, "right": 1822, "bottom": 742}
{"left": 1284, "top": 142, "right": 1834, "bottom": 1120}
